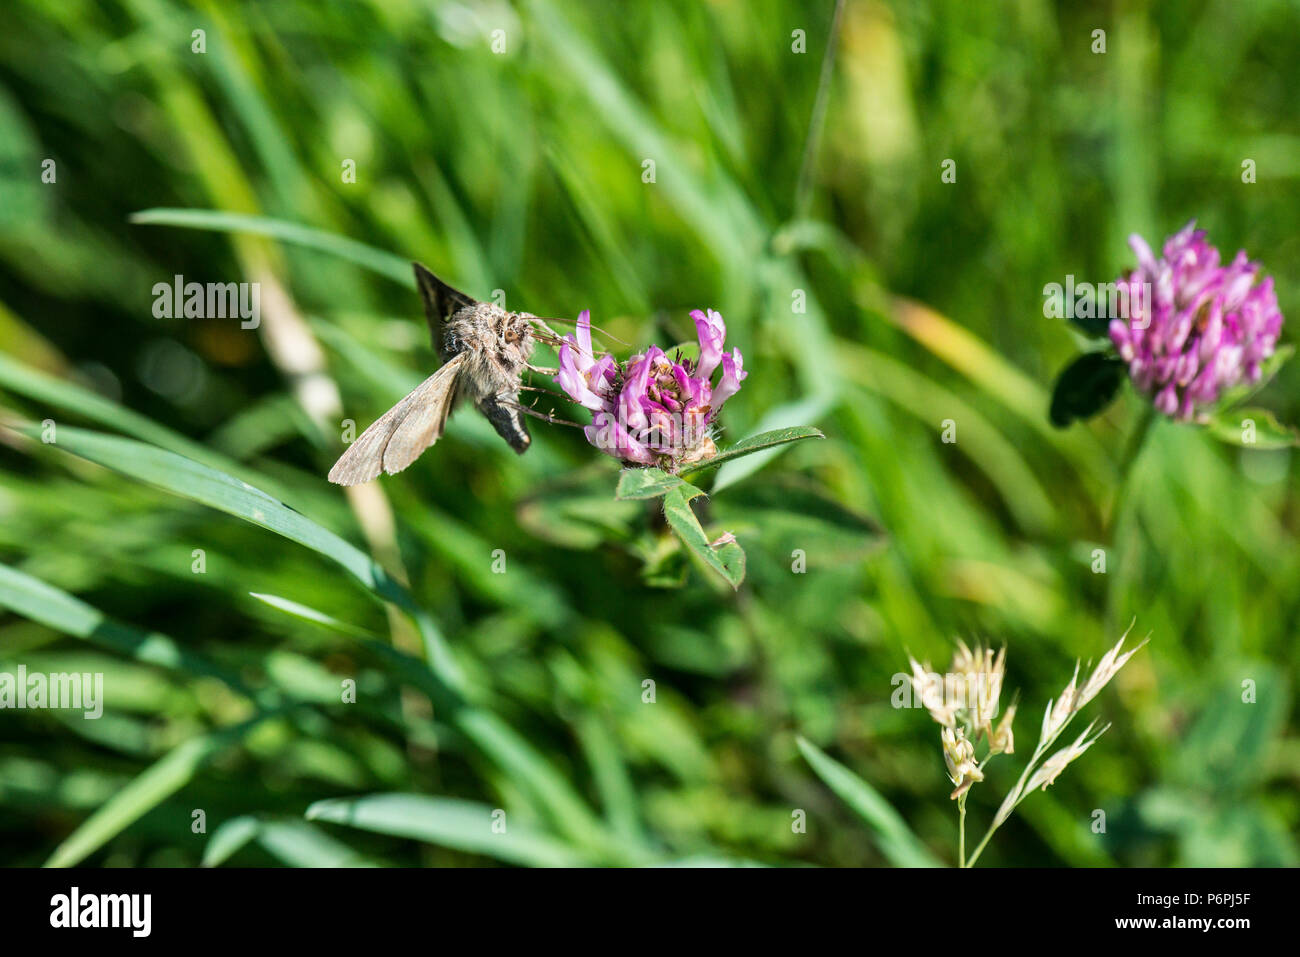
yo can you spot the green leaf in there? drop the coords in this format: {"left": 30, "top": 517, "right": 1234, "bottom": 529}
{"left": 661, "top": 487, "right": 745, "bottom": 589}
{"left": 711, "top": 400, "right": 832, "bottom": 492}
{"left": 453, "top": 709, "right": 613, "bottom": 855}
{"left": 323, "top": 638, "right": 612, "bottom": 855}
{"left": 13, "top": 432, "right": 609, "bottom": 856}
{"left": 796, "top": 736, "right": 943, "bottom": 868}
{"left": 203, "top": 816, "right": 373, "bottom": 867}
{"left": 201, "top": 816, "right": 261, "bottom": 867}
{"left": 1172, "top": 668, "right": 1288, "bottom": 793}
{"left": 17, "top": 425, "right": 387, "bottom": 593}
{"left": 615, "top": 467, "right": 703, "bottom": 500}
{"left": 0, "top": 354, "right": 313, "bottom": 508}
{"left": 710, "top": 477, "right": 885, "bottom": 566}
{"left": 305, "top": 794, "right": 587, "bottom": 867}
{"left": 251, "top": 820, "right": 374, "bottom": 868}
{"left": 1049, "top": 352, "right": 1126, "bottom": 427}
{"left": 0, "top": 352, "right": 246, "bottom": 475}
{"left": 573, "top": 714, "right": 645, "bottom": 846}
{"left": 130, "top": 208, "right": 414, "bottom": 287}
{"left": 1207, "top": 407, "right": 1299, "bottom": 449}
{"left": 1066, "top": 313, "right": 1113, "bottom": 338}
{"left": 0, "top": 561, "right": 251, "bottom": 694}
{"left": 1212, "top": 344, "right": 1294, "bottom": 412}
{"left": 46, "top": 712, "right": 285, "bottom": 867}
{"left": 10, "top": 423, "right": 465, "bottom": 691}
{"left": 683, "top": 425, "right": 825, "bottom": 476}
{"left": 656, "top": 856, "right": 768, "bottom": 867}
{"left": 517, "top": 468, "right": 640, "bottom": 547}
{"left": 248, "top": 592, "right": 382, "bottom": 640}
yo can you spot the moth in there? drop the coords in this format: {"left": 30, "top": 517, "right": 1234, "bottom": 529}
{"left": 328, "top": 263, "right": 561, "bottom": 486}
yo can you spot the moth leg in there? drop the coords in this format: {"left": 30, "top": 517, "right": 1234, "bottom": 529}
{"left": 526, "top": 363, "right": 559, "bottom": 374}
{"left": 476, "top": 395, "right": 532, "bottom": 453}
{"left": 502, "top": 399, "right": 584, "bottom": 429}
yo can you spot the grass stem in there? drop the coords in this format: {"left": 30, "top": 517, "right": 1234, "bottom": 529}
{"left": 793, "top": 0, "right": 847, "bottom": 219}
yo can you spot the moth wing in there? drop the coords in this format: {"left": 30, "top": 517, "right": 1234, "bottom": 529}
{"left": 327, "top": 353, "right": 466, "bottom": 486}
{"left": 381, "top": 353, "right": 467, "bottom": 475}
{"left": 413, "top": 262, "right": 478, "bottom": 353}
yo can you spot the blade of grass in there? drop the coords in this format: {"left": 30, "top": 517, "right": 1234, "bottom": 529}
{"left": 248, "top": 591, "right": 383, "bottom": 641}
{"left": 201, "top": 815, "right": 260, "bottom": 867}
{"left": 13, "top": 421, "right": 467, "bottom": 692}
{"left": 883, "top": 296, "right": 1114, "bottom": 489}
{"left": 46, "top": 710, "right": 289, "bottom": 867}
{"left": 0, "top": 351, "right": 240, "bottom": 473}
{"left": 796, "top": 736, "right": 942, "bottom": 868}
{"left": 574, "top": 713, "right": 647, "bottom": 847}
{"left": 306, "top": 794, "right": 588, "bottom": 867}
{"left": 252, "top": 820, "right": 376, "bottom": 868}
{"left": 836, "top": 345, "right": 1057, "bottom": 533}
{"left": 454, "top": 709, "right": 622, "bottom": 859}
{"left": 0, "top": 561, "right": 252, "bottom": 695}
{"left": 129, "top": 208, "right": 414, "bottom": 287}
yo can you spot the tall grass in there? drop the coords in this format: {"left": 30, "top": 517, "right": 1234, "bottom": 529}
{"left": 0, "top": 0, "right": 1295, "bottom": 867}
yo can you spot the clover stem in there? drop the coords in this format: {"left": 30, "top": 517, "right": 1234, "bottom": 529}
{"left": 1108, "top": 403, "right": 1156, "bottom": 526}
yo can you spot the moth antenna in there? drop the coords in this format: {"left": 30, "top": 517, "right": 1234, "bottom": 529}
{"left": 590, "top": 324, "right": 629, "bottom": 346}
{"left": 526, "top": 330, "right": 567, "bottom": 348}
{"left": 531, "top": 315, "right": 629, "bottom": 346}
{"left": 526, "top": 316, "right": 565, "bottom": 341}
{"left": 502, "top": 399, "right": 585, "bottom": 429}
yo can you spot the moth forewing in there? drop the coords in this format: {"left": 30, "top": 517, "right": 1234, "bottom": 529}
{"left": 327, "top": 353, "right": 466, "bottom": 486}
{"left": 381, "top": 355, "right": 466, "bottom": 474}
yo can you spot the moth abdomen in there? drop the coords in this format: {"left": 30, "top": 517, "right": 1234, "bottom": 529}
{"left": 476, "top": 395, "right": 532, "bottom": 453}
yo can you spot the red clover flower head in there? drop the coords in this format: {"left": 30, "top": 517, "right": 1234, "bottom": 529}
{"left": 555, "top": 308, "right": 747, "bottom": 468}
{"left": 1109, "top": 221, "right": 1284, "bottom": 422}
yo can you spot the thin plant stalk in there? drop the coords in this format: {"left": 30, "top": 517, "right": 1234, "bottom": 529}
{"left": 1106, "top": 403, "right": 1156, "bottom": 526}
{"left": 964, "top": 706, "right": 1085, "bottom": 868}
{"left": 957, "top": 792, "right": 967, "bottom": 868}
{"left": 793, "top": 0, "right": 847, "bottom": 219}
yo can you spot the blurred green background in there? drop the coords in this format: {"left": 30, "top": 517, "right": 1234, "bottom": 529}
{"left": 0, "top": 0, "right": 1296, "bottom": 867}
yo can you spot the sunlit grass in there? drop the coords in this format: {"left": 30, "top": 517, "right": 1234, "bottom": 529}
{"left": 0, "top": 0, "right": 1295, "bottom": 867}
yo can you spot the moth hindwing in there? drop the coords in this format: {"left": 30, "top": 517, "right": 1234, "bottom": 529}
{"left": 413, "top": 262, "right": 478, "bottom": 357}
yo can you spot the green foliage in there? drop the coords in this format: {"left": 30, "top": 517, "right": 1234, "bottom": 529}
{"left": 1203, "top": 347, "right": 1300, "bottom": 448}
{"left": 1207, "top": 407, "right": 1299, "bottom": 449}
{"left": 305, "top": 795, "right": 590, "bottom": 867}
{"left": 661, "top": 486, "right": 746, "bottom": 590}
{"left": 615, "top": 467, "right": 698, "bottom": 501}
{"left": 0, "top": 0, "right": 1296, "bottom": 868}
{"left": 1049, "top": 353, "right": 1127, "bottom": 427}
{"left": 201, "top": 815, "right": 377, "bottom": 867}
{"left": 796, "top": 737, "right": 941, "bottom": 868}
{"left": 130, "top": 209, "right": 415, "bottom": 287}
{"left": 681, "top": 427, "right": 825, "bottom": 474}
{"left": 613, "top": 428, "right": 822, "bottom": 588}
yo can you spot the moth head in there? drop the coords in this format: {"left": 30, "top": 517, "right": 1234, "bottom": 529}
{"left": 503, "top": 311, "right": 538, "bottom": 361}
